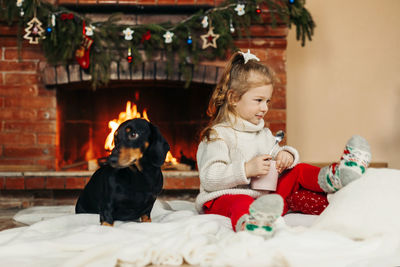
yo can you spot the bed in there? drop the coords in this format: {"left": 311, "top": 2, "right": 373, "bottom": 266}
{"left": 1, "top": 168, "right": 400, "bottom": 267}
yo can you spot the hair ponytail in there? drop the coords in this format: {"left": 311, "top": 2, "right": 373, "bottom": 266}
{"left": 207, "top": 53, "right": 243, "bottom": 118}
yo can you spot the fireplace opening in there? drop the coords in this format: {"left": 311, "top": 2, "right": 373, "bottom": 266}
{"left": 56, "top": 81, "right": 214, "bottom": 171}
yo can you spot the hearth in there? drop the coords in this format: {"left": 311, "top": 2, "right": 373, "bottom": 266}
{"left": 57, "top": 80, "right": 213, "bottom": 170}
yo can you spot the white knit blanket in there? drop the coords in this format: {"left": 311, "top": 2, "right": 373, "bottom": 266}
{"left": 1, "top": 168, "right": 400, "bottom": 267}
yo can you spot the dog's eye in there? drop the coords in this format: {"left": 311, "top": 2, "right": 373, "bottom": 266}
{"left": 128, "top": 132, "right": 139, "bottom": 140}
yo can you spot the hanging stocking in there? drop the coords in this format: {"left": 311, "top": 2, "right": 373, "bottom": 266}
{"left": 75, "top": 21, "right": 93, "bottom": 69}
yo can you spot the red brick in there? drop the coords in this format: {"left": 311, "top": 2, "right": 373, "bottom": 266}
{"left": 183, "top": 177, "right": 200, "bottom": 189}
{"left": 0, "top": 25, "right": 18, "bottom": 36}
{"left": 77, "top": 0, "right": 98, "bottom": 3}
{"left": 58, "top": 0, "right": 78, "bottom": 3}
{"left": 260, "top": 12, "right": 285, "bottom": 24}
{"left": 0, "top": 37, "right": 18, "bottom": 47}
{"left": 0, "top": 159, "right": 35, "bottom": 165}
{"left": 0, "top": 74, "right": 3, "bottom": 85}
{"left": 137, "top": 0, "right": 157, "bottom": 4}
{"left": 4, "top": 73, "right": 39, "bottom": 86}
{"left": 265, "top": 51, "right": 286, "bottom": 73}
{"left": 268, "top": 122, "right": 286, "bottom": 134}
{"left": 115, "top": 0, "right": 137, "bottom": 3}
{"left": 249, "top": 48, "right": 268, "bottom": 62}
{"left": 266, "top": 48, "right": 285, "bottom": 60}
{"left": 37, "top": 86, "right": 56, "bottom": 97}
{"left": 0, "top": 61, "right": 38, "bottom": 72}
{"left": 0, "top": 177, "right": 4, "bottom": 189}
{"left": 270, "top": 96, "right": 286, "bottom": 109}
{"left": 36, "top": 159, "right": 57, "bottom": 170}
{"left": 196, "top": 0, "right": 214, "bottom": 4}
{"left": 0, "top": 108, "right": 37, "bottom": 120}
{"left": 4, "top": 121, "right": 56, "bottom": 133}
{"left": 173, "top": 0, "right": 195, "bottom": 5}
{"left": 38, "top": 109, "right": 57, "bottom": 120}
{"left": 0, "top": 38, "right": 35, "bottom": 49}
{"left": 25, "top": 177, "right": 45, "bottom": 189}
{"left": 267, "top": 60, "right": 286, "bottom": 74}
{"left": 274, "top": 73, "right": 286, "bottom": 85}
{"left": 46, "top": 177, "right": 65, "bottom": 189}
{"left": 5, "top": 177, "right": 25, "bottom": 189}
{"left": 238, "top": 25, "right": 288, "bottom": 38}
{"left": 235, "top": 38, "right": 287, "bottom": 49}
{"left": 0, "top": 97, "right": 3, "bottom": 108}
{"left": 42, "top": 0, "right": 58, "bottom": 4}
{"left": 4, "top": 48, "right": 45, "bottom": 61}
{"left": 0, "top": 133, "right": 35, "bottom": 145}
{"left": 3, "top": 146, "right": 55, "bottom": 158}
{"left": 5, "top": 96, "right": 55, "bottom": 108}
{"left": 163, "top": 177, "right": 185, "bottom": 189}
{"left": 37, "top": 134, "right": 56, "bottom": 145}
{"left": 0, "top": 85, "right": 39, "bottom": 97}
{"left": 65, "top": 177, "right": 86, "bottom": 189}
{"left": 97, "top": 0, "right": 117, "bottom": 3}
{"left": 273, "top": 85, "right": 286, "bottom": 98}
{"left": 265, "top": 109, "right": 286, "bottom": 122}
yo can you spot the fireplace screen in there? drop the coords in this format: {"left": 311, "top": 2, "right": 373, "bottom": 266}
{"left": 57, "top": 81, "right": 213, "bottom": 170}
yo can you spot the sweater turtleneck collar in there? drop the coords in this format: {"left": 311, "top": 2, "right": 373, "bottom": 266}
{"left": 220, "top": 113, "right": 265, "bottom": 132}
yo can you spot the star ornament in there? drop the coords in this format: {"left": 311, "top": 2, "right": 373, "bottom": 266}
{"left": 201, "top": 27, "right": 220, "bottom": 49}
{"left": 163, "top": 31, "right": 174, "bottom": 44}
{"left": 235, "top": 4, "right": 246, "bottom": 16}
{"left": 123, "top": 27, "right": 134, "bottom": 41}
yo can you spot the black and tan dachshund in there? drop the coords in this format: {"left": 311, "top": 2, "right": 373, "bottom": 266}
{"left": 75, "top": 118, "right": 170, "bottom": 226}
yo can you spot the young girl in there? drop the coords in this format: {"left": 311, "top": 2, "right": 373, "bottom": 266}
{"left": 195, "top": 50, "right": 371, "bottom": 238}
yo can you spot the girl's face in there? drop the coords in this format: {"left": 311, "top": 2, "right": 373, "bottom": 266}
{"left": 232, "top": 84, "right": 273, "bottom": 125}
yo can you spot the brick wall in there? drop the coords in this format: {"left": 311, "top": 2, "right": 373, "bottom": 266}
{"left": 0, "top": 3, "right": 287, "bottom": 174}
{"left": 0, "top": 24, "right": 58, "bottom": 171}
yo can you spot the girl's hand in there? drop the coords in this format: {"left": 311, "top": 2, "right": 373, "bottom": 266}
{"left": 275, "top": 150, "right": 294, "bottom": 173}
{"left": 245, "top": 155, "right": 272, "bottom": 178}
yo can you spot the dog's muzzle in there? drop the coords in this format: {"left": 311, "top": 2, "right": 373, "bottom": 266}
{"left": 108, "top": 147, "right": 143, "bottom": 168}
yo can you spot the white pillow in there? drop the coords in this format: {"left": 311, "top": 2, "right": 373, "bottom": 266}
{"left": 312, "top": 168, "right": 400, "bottom": 239}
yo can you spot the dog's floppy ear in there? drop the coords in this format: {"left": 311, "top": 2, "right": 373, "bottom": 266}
{"left": 147, "top": 122, "right": 170, "bottom": 167}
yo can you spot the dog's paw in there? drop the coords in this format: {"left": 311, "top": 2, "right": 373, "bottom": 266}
{"left": 101, "top": 221, "right": 114, "bottom": 227}
{"left": 140, "top": 215, "right": 151, "bottom": 222}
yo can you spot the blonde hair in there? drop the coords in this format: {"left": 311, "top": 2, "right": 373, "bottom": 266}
{"left": 200, "top": 51, "right": 275, "bottom": 142}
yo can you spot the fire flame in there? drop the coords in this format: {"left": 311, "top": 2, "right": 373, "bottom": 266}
{"left": 104, "top": 101, "right": 177, "bottom": 164}
{"left": 104, "top": 101, "right": 148, "bottom": 151}
{"left": 165, "top": 151, "right": 177, "bottom": 164}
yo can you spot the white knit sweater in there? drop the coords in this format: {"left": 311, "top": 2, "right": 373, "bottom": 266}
{"left": 195, "top": 116, "right": 300, "bottom": 212}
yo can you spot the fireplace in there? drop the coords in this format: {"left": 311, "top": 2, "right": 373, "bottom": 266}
{"left": 0, "top": 4, "right": 289, "bottom": 192}
{"left": 57, "top": 81, "right": 213, "bottom": 170}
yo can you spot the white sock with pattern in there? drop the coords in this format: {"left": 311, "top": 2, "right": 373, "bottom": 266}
{"left": 318, "top": 135, "right": 371, "bottom": 193}
{"left": 236, "top": 194, "right": 284, "bottom": 239}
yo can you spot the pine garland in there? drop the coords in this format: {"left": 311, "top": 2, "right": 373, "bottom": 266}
{"left": 0, "top": 0, "right": 315, "bottom": 87}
